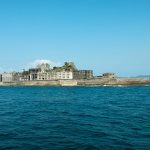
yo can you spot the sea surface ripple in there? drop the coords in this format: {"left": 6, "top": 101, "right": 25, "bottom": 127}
{"left": 0, "top": 86, "right": 150, "bottom": 150}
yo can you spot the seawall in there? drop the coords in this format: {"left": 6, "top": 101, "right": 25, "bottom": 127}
{"left": 0, "top": 78, "right": 150, "bottom": 86}
{"left": 77, "top": 78, "right": 150, "bottom": 86}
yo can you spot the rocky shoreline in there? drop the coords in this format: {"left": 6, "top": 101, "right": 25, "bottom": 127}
{"left": 0, "top": 78, "right": 150, "bottom": 86}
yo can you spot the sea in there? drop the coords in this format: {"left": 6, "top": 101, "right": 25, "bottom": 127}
{"left": 0, "top": 86, "right": 150, "bottom": 150}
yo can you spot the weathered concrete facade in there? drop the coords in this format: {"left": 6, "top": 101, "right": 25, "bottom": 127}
{"left": 2, "top": 73, "right": 16, "bottom": 82}
{"left": 102, "top": 73, "right": 116, "bottom": 78}
{"left": 0, "top": 74, "right": 2, "bottom": 82}
{"left": 20, "top": 71, "right": 30, "bottom": 81}
{"left": 1, "top": 72, "right": 20, "bottom": 82}
{"left": 73, "top": 70, "right": 93, "bottom": 79}
{"left": 37, "top": 71, "right": 73, "bottom": 80}
{"left": 19, "top": 62, "right": 93, "bottom": 81}
{"left": 29, "top": 68, "right": 41, "bottom": 80}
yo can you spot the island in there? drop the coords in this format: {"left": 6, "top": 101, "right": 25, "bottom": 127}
{"left": 0, "top": 62, "right": 150, "bottom": 86}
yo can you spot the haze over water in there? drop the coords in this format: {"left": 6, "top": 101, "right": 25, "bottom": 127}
{"left": 0, "top": 86, "right": 150, "bottom": 150}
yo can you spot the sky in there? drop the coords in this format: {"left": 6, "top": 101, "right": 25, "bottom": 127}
{"left": 0, "top": 0, "right": 150, "bottom": 76}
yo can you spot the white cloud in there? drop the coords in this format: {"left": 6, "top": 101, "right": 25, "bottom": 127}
{"left": 26, "top": 59, "right": 62, "bottom": 69}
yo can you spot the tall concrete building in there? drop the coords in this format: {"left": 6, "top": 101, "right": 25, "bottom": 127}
{"left": 2, "top": 72, "right": 20, "bottom": 82}
{"left": 29, "top": 68, "right": 41, "bottom": 80}
{"left": 0, "top": 74, "right": 2, "bottom": 82}
{"left": 2, "top": 73, "right": 14, "bottom": 82}
{"left": 20, "top": 71, "right": 30, "bottom": 81}
{"left": 73, "top": 70, "right": 93, "bottom": 79}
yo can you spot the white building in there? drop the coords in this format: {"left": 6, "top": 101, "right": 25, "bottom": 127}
{"left": 37, "top": 71, "right": 73, "bottom": 80}
{"left": 2, "top": 73, "right": 14, "bottom": 82}
{"left": 57, "top": 71, "right": 73, "bottom": 80}
{"left": 2, "top": 72, "right": 20, "bottom": 82}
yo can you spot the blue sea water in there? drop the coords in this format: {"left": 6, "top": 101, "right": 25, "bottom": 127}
{"left": 0, "top": 86, "right": 150, "bottom": 150}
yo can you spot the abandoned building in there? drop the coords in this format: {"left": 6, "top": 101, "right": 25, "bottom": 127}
{"left": 19, "top": 62, "right": 93, "bottom": 81}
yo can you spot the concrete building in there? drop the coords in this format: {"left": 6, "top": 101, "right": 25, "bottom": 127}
{"left": 57, "top": 71, "right": 73, "bottom": 80}
{"left": 2, "top": 72, "right": 20, "bottom": 82}
{"left": 19, "top": 62, "right": 93, "bottom": 81}
{"left": 102, "top": 73, "right": 116, "bottom": 78}
{"left": 0, "top": 74, "right": 2, "bottom": 82}
{"left": 29, "top": 68, "right": 41, "bottom": 81}
{"left": 36, "top": 62, "right": 76, "bottom": 80}
{"left": 2, "top": 73, "right": 14, "bottom": 82}
{"left": 13, "top": 72, "right": 21, "bottom": 81}
{"left": 37, "top": 71, "right": 73, "bottom": 80}
{"left": 20, "top": 71, "right": 30, "bottom": 81}
{"left": 73, "top": 70, "right": 93, "bottom": 79}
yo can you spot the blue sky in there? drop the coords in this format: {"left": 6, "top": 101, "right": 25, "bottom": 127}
{"left": 0, "top": 0, "right": 149, "bottom": 76}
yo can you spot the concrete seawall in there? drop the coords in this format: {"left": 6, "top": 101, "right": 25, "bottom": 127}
{"left": 0, "top": 78, "right": 150, "bottom": 86}
{"left": 0, "top": 80, "right": 60, "bottom": 86}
